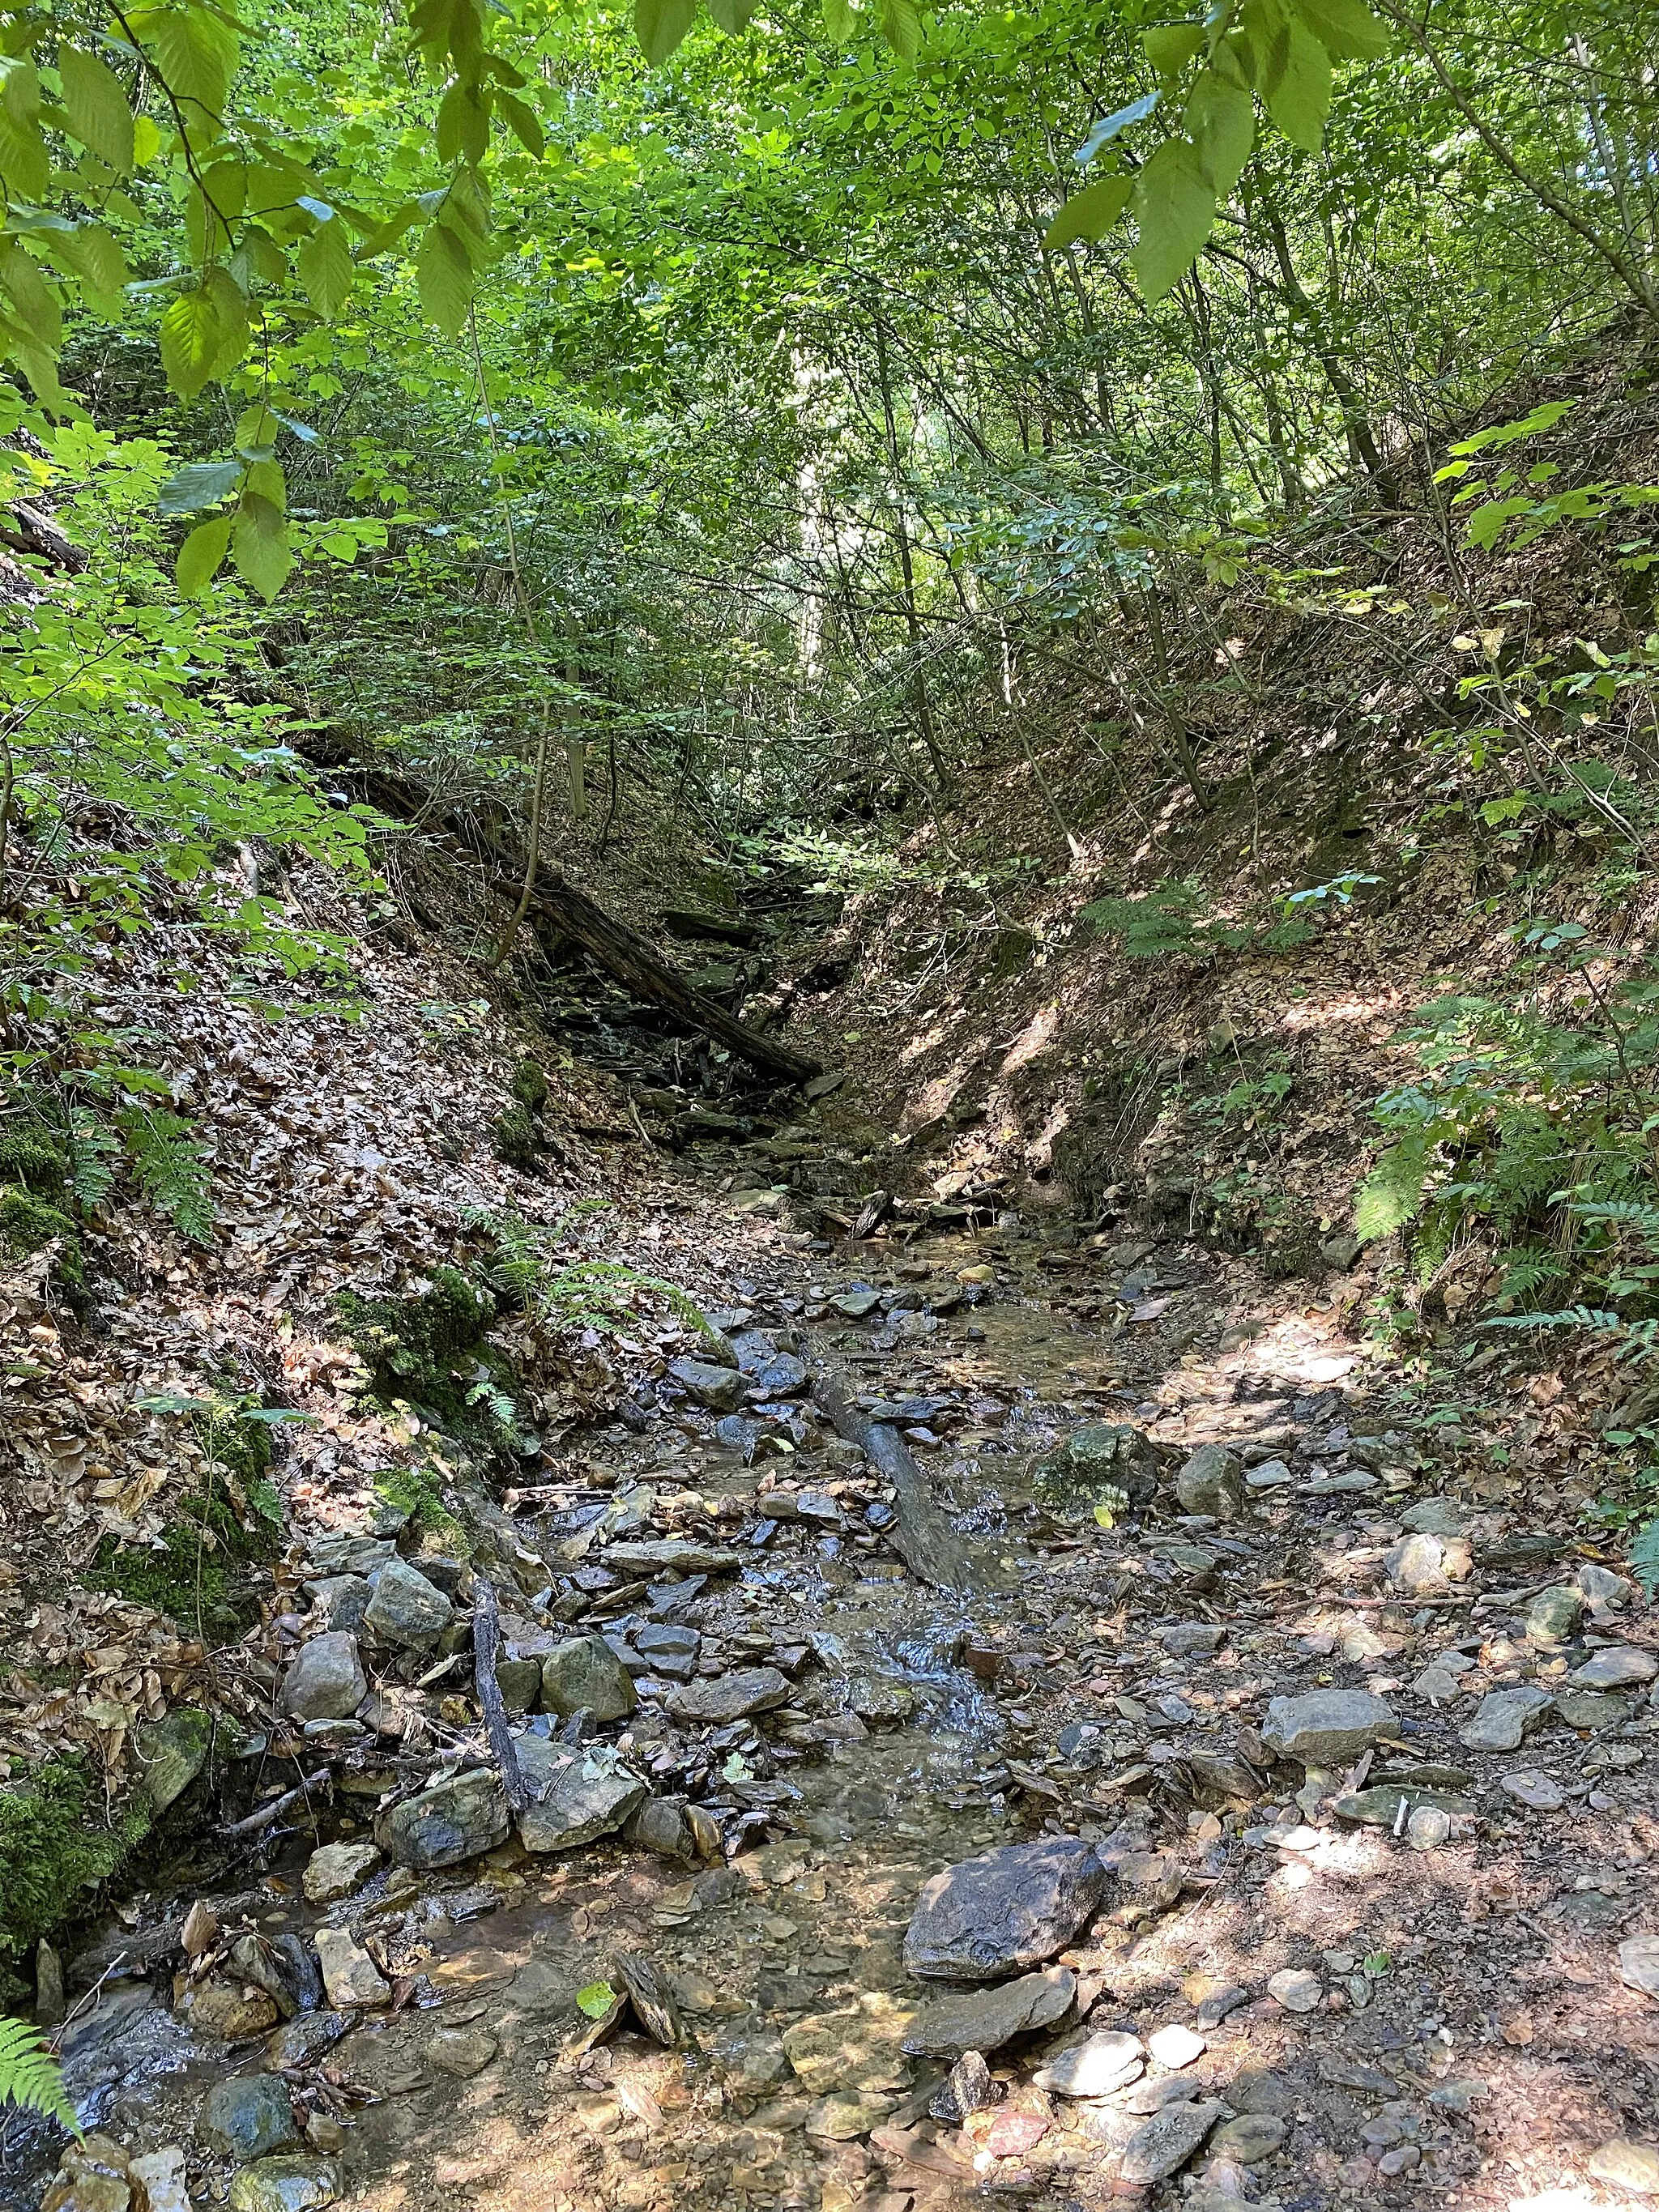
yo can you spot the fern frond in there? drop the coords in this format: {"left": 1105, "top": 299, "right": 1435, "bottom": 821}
{"left": 1573, "top": 1199, "right": 1659, "bottom": 1243}
{"left": 1354, "top": 1135, "right": 1432, "bottom": 1242}
{"left": 0, "top": 2015, "right": 80, "bottom": 2136}
{"left": 115, "top": 1107, "right": 214, "bottom": 1242}
{"left": 66, "top": 1109, "right": 118, "bottom": 1210}
{"left": 1630, "top": 1518, "right": 1659, "bottom": 1600}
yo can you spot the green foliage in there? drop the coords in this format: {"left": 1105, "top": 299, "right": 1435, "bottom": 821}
{"left": 113, "top": 1107, "right": 215, "bottom": 1244}
{"left": 1631, "top": 1517, "right": 1659, "bottom": 1600}
{"left": 0, "top": 2015, "right": 80, "bottom": 2137}
{"left": 0, "top": 1758, "right": 143, "bottom": 1966}
{"left": 337, "top": 1267, "right": 525, "bottom": 1454}
{"left": 0, "top": 1189, "right": 89, "bottom": 1312}
{"left": 467, "top": 1204, "right": 715, "bottom": 1344}
{"left": 509, "top": 1057, "right": 551, "bottom": 1113}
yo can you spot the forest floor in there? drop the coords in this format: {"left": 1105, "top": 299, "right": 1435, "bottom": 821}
{"left": 11, "top": 1072, "right": 1659, "bottom": 2212}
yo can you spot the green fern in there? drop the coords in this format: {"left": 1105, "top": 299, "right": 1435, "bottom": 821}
{"left": 0, "top": 2015, "right": 80, "bottom": 2136}
{"left": 66, "top": 1109, "right": 118, "bottom": 1209}
{"left": 1354, "top": 1133, "right": 1432, "bottom": 1242}
{"left": 1631, "top": 1518, "right": 1659, "bottom": 1600}
{"left": 1482, "top": 1306, "right": 1659, "bottom": 1361}
{"left": 1572, "top": 1200, "right": 1659, "bottom": 1242}
{"left": 115, "top": 1107, "right": 214, "bottom": 1242}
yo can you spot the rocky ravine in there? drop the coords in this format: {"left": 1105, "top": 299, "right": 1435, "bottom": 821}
{"left": 22, "top": 1205, "right": 1659, "bottom": 2212}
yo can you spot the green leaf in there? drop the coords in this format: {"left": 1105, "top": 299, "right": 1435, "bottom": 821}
{"left": 52, "top": 219, "right": 128, "bottom": 311}
{"left": 1141, "top": 23, "right": 1206, "bottom": 78}
{"left": 875, "top": 0, "right": 922, "bottom": 58}
{"left": 1130, "top": 137, "right": 1215, "bottom": 301}
{"left": 1353, "top": 1133, "right": 1431, "bottom": 1242}
{"left": 821, "top": 0, "right": 856, "bottom": 40}
{"left": 575, "top": 1980, "right": 619, "bottom": 2018}
{"left": 0, "top": 67, "right": 49, "bottom": 202}
{"left": 635, "top": 0, "right": 699, "bottom": 65}
{"left": 233, "top": 489, "right": 292, "bottom": 602}
{"left": 235, "top": 401, "right": 279, "bottom": 456}
{"left": 158, "top": 458, "right": 242, "bottom": 514}
{"left": 204, "top": 265, "right": 249, "bottom": 376}
{"left": 58, "top": 45, "right": 136, "bottom": 174}
{"left": 1263, "top": 18, "right": 1330, "bottom": 151}
{"left": 1184, "top": 68, "right": 1255, "bottom": 192}
{"left": 297, "top": 212, "right": 353, "bottom": 320}
{"left": 356, "top": 201, "right": 422, "bottom": 258}
{"left": 495, "top": 88, "right": 544, "bottom": 156}
{"left": 0, "top": 242, "right": 61, "bottom": 350}
{"left": 1293, "top": 0, "right": 1388, "bottom": 61}
{"left": 158, "top": 284, "right": 222, "bottom": 399}
{"left": 708, "top": 0, "right": 759, "bottom": 28}
{"left": 1043, "top": 173, "right": 1132, "bottom": 249}
{"left": 415, "top": 219, "right": 474, "bottom": 335}
{"left": 176, "top": 509, "right": 233, "bottom": 595}
{"left": 148, "top": 6, "right": 239, "bottom": 126}
{"left": 436, "top": 81, "right": 489, "bottom": 166}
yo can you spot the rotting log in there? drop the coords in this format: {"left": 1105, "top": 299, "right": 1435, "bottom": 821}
{"left": 295, "top": 729, "right": 823, "bottom": 1087}
{"left": 811, "top": 1364, "right": 978, "bottom": 1592}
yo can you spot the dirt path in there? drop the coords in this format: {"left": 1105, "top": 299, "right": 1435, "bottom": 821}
{"left": 21, "top": 1192, "right": 1659, "bottom": 2212}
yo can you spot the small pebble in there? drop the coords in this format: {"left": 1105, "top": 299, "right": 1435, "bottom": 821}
{"left": 1148, "top": 2025, "right": 1206, "bottom": 2069}
{"left": 1266, "top": 1969, "right": 1323, "bottom": 2014}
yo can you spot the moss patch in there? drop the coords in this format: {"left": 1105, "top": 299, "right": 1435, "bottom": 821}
{"left": 0, "top": 1187, "right": 91, "bottom": 1313}
{"left": 338, "top": 1267, "right": 524, "bottom": 1455}
{"left": 0, "top": 1132, "right": 69, "bottom": 1202}
{"left": 509, "top": 1056, "right": 550, "bottom": 1113}
{"left": 491, "top": 1102, "right": 541, "bottom": 1170}
{"left": 82, "top": 1470, "right": 281, "bottom": 1635}
{"left": 0, "top": 1758, "right": 147, "bottom": 1963}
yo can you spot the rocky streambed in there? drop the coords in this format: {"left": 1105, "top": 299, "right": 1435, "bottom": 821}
{"left": 15, "top": 1225, "right": 1659, "bottom": 2212}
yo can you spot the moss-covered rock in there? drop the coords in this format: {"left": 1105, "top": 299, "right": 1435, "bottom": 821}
{"left": 338, "top": 1268, "right": 524, "bottom": 1457}
{"left": 82, "top": 1467, "right": 281, "bottom": 1634}
{"left": 490, "top": 1102, "right": 541, "bottom": 1171}
{"left": 0, "top": 1757, "right": 147, "bottom": 1963}
{"left": 509, "top": 1056, "right": 549, "bottom": 1114}
{"left": 0, "top": 1187, "right": 91, "bottom": 1313}
{"left": 0, "top": 1132, "right": 69, "bottom": 1202}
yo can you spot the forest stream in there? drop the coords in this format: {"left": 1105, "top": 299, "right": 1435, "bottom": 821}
{"left": 13, "top": 1189, "right": 1659, "bottom": 2212}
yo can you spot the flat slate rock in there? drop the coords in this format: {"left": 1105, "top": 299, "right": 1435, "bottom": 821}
{"left": 903, "top": 1835, "right": 1107, "bottom": 1983}
{"left": 664, "top": 1666, "right": 790, "bottom": 1724}
{"left": 902, "top": 1967, "right": 1076, "bottom": 2057}
{"left": 1261, "top": 1689, "right": 1398, "bottom": 1765}
{"left": 601, "top": 1540, "right": 745, "bottom": 1575}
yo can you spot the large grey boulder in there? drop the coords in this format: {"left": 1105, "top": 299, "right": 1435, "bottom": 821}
{"left": 376, "top": 1766, "right": 508, "bottom": 1869}
{"left": 1261, "top": 1689, "right": 1398, "bottom": 1766}
{"left": 903, "top": 1836, "right": 1107, "bottom": 1982}
{"left": 515, "top": 1737, "right": 645, "bottom": 1853}
{"left": 1175, "top": 1443, "right": 1243, "bottom": 1520}
{"left": 279, "top": 1633, "right": 367, "bottom": 1723}
{"left": 540, "top": 1635, "right": 638, "bottom": 1722}
{"left": 364, "top": 1558, "right": 452, "bottom": 1649}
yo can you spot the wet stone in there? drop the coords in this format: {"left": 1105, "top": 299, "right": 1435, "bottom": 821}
{"left": 267, "top": 2014, "right": 348, "bottom": 2069}
{"left": 199, "top": 2076, "right": 301, "bottom": 2163}
{"left": 376, "top": 1766, "right": 510, "bottom": 1870}
{"left": 225, "top": 2155, "right": 339, "bottom": 2212}
{"left": 903, "top": 1835, "right": 1107, "bottom": 1982}
{"left": 1261, "top": 1689, "right": 1399, "bottom": 1765}
{"left": 541, "top": 1634, "right": 638, "bottom": 1722}
{"left": 665, "top": 1666, "right": 790, "bottom": 1724}
{"left": 781, "top": 1994, "right": 915, "bottom": 2094}
{"left": 363, "top": 1558, "right": 453, "bottom": 1649}
{"left": 1459, "top": 1685, "right": 1554, "bottom": 1752}
{"left": 314, "top": 1927, "right": 390, "bottom": 2010}
{"left": 302, "top": 1840, "right": 382, "bottom": 1906}
{"left": 279, "top": 1633, "right": 367, "bottom": 1723}
{"left": 1033, "top": 1422, "right": 1162, "bottom": 1513}
{"left": 180, "top": 1983, "right": 281, "bottom": 2039}
{"left": 429, "top": 2027, "right": 498, "bottom": 2078}
{"left": 931, "top": 2049, "right": 1000, "bottom": 2124}
{"left": 515, "top": 1737, "right": 646, "bottom": 1852}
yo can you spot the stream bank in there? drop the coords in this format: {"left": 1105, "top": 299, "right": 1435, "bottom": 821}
{"left": 13, "top": 1184, "right": 1659, "bottom": 2212}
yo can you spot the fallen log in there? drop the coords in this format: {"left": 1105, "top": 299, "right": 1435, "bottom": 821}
{"left": 811, "top": 1364, "right": 979, "bottom": 1592}
{"left": 293, "top": 729, "right": 823, "bottom": 1086}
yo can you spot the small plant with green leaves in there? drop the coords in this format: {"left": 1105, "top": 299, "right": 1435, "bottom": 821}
{"left": 0, "top": 2015, "right": 79, "bottom": 2137}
